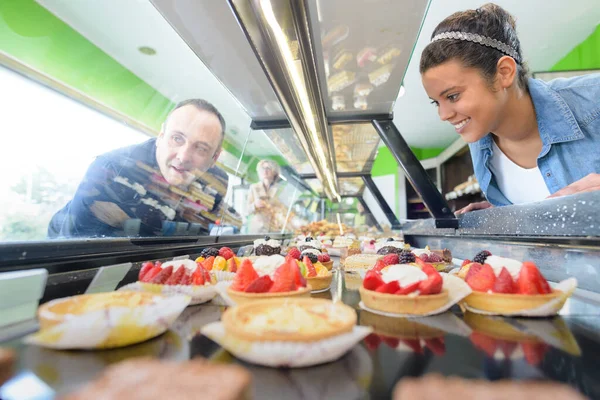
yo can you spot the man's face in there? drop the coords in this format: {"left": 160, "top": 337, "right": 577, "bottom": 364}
{"left": 155, "top": 105, "right": 223, "bottom": 188}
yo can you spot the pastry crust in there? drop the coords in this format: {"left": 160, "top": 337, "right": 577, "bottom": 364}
{"left": 360, "top": 311, "right": 444, "bottom": 339}
{"left": 359, "top": 287, "right": 449, "bottom": 315}
{"left": 226, "top": 285, "right": 312, "bottom": 305}
{"left": 463, "top": 289, "right": 564, "bottom": 314}
{"left": 463, "top": 312, "right": 539, "bottom": 342}
{"left": 222, "top": 298, "right": 356, "bottom": 342}
{"left": 38, "top": 292, "right": 157, "bottom": 329}
{"left": 321, "top": 260, "right": 334, "bottom": 270}
{"left": 307, "top": 273, "right": 333, "bottom": 291}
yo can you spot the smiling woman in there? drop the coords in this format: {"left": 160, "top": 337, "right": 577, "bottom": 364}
{"left": 419, "top": 3, "right": 600, "bottom": 212}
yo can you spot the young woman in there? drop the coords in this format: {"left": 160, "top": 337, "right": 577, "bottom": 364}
{"left": 420, "top": 3, "right": 600, "bottom": 214}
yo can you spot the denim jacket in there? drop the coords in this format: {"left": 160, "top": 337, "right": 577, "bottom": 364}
{"left": 469, "top": 74, "right": 600, "bottom": 206}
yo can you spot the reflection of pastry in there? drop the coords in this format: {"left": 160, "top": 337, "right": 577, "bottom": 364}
{"left": 136, "top": 197, "right": 176, "bottom": 230}
{"left": 222, "top": 298, "right": 356, "bottom": 342}
{"left": 356, "top": 47, "right": 377, "bottom": 68}
{"left": 393, "top": 374, "right": 587, "bottom": 400}
{"left": 354, "top": 83, "right": 374, "bottom": 97}
{"left": 332, "top": 95, "right": 345, "bottom": 111}
{"left": 354, "top": 96, "right": 368, "bottom": 110}
{"left": 110, "top": 176, "right": 147, "bottom": 202}
{"left": 333, "top": 50, "right": 353, "bottom": 70}
{"left": 377, "top": 47, "right": 401, "bottom": 64}
{"left": 369, "top": 64, "right": 393, "bottom": 86}
{"left": 328, "top": 71, "right": 356, "bottom": 92}
{"left": 63, "top": 358, "right": 252, "bottom": 400}
{"left": 322, "top": 25, "right": 350, "bottom": 48}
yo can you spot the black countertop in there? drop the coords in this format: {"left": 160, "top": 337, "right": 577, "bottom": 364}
{"left": 1, "top": 267, "right": 599, "bottom": 400}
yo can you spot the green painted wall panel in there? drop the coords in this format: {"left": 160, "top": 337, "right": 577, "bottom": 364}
{"left": 551, "top": 25, "right": 600, "bottom": 71}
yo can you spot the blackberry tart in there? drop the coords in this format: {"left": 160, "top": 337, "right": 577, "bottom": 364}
{"left": 376, "top": 238, "right": 407, "bottom": 256}
{"left": 299, "top": 237, "right": 323, "bottom": 252}
{"left": 253, "top": 236, "right": 282, "bottom": 256}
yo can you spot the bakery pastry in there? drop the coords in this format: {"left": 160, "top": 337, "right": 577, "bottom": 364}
{"left": 299, "top": 256, "right": 332, "bottom": 291}
{"left": 359, "top": 264, "right": 448, "bottom": 315}
{"left": 375, "top": 238, "right": 408, "bottom": 255}
{"left": 62, "top": 358, "right": 252, "bottom": 400}
{"left": 343, "top": 254, "right": 382, "bottom": 272}
{"left": 138, "top": 259, "right": 213, "bottom": 286}
{"left": 222, "top": 298, "right": 356, "bottom": 342}
{"left": 253, "top": 236, "right": 281, "bottom": 256}
{"left": 393, "top": 374, "right": 587, "bottom": 400}
{"left": 227, "top": 257, "right": 311, "bottom": 304}
{"left": 412, "top": 246, "right": 453, "bottom": 271}
{"left": 38, "top": 292, "right": 158, "bottom": 329}
{"left": 458, "top": 252, "right": 570, "bottom": 314}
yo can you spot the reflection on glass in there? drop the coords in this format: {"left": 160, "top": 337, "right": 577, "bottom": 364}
{"left": 246, "top": 159, "right": 288, "bottom": 234}
{"left": 47, "top": 100, "right": 241, "bottom": 238}
{"left": 263, "top": 129, "right": 315, "bottom": 175}
{"left": 339, "top": 177, "right": 364, "bottom": 196}
{"left": 332, "top": 124, "right": 380, "bottom": 172}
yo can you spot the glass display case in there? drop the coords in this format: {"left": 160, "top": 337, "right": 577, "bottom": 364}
{"left": 1, "top": 1, "right": 600, "bottom": 399}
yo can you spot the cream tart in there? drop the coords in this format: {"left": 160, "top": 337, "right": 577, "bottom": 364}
{"left": 359, "top": 264, "right": 448, "bottom": 315}
{"left": 458, "top": 252, "right": 570, "bottom": 315}
{"left": 222, "top": 298, "right": 356, "bottom": 342}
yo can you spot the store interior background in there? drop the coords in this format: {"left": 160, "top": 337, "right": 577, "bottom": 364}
{"left": 1, "top": 0, "right": 599, "bottom": 240}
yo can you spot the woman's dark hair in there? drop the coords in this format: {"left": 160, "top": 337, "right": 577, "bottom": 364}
{"left": 420, "top": 3, "right": 529, "bottom": 91}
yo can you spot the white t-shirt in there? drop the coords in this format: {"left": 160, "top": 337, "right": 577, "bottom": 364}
{"left": 489, "top": 140, "right": 550, "bottom": 204}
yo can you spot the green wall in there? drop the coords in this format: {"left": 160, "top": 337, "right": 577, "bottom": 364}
{"left": 0, "top": 0, "right": 173, "bottom": 130}
{"left": 551, "top": 25, "right": 600, "bottom": 71}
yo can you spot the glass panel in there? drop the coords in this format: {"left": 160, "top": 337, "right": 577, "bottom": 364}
{"left": 307, "top": 0, "right": 429, "bottom": 117}
{"left": 263, "top": 129, "right": 315, "bottom": 175}
{"left": 339, "top": 177, "right": 365, "bottom": 196}
{"left": 305, "top": 179, "right": 325, "bottom": 197}
{"left": 0, "top": 0, "right": 254, "bottom": 241}
{"left": 332, "top": 123, "right": 381, "bottom": 172}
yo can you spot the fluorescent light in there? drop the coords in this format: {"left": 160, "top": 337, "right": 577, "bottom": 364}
{"left": 397, "top": 84, "right": 405, "bottom": 98}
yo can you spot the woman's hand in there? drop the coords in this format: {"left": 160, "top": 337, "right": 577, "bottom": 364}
{"left": 455, "top": 201, "right": 493, "bottom": 215}
{"left": 547, "top": 173, "right": 600, "bottom": 199}
{"left": 254, "top": 199, "right": 267, "bottom": 209}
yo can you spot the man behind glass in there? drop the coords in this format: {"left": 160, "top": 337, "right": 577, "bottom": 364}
{"left": 48, "top": 99, "right": 231, "bottom": 238}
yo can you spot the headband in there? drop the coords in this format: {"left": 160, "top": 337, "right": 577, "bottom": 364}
{"left": 431, "top": 31, "right": 521, "bottom": 64}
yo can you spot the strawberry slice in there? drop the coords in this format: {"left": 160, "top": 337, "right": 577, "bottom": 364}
{"left": 470, "top": 332, "right": 497, "bottom": 357}
{"left": 395, "top": 281, "right": 421, "bottom": 295}
{"left": 232, "top": 259, "right": 259, "bottom": 291}
{"left": 138, "top": 262, "right": 155, "bottom": 281}
{"left": 402, "top": 339, "right": 423, "bottom": 354}
{"left": 218, "top": 247, "right": 235, "bottom": 260}
{"left": 363, "top": 333, "right": 381, "bottom": 351}
{"left": 375, "top": 281, "right": 400, "bottom": 293}
{"left": 492, "top": 267, "right": 517, "bottom": 293}
{"left": 150, "top": 265, "right": 173, "bottom": 284}
{"left": 381, "top": 335, "right": 400, "bottom": 348}
{"left": 522, "top": 342, "right": 548, "bottom": 366}
{"left": 155, "top": 261, "right": 162, "bottom": 268}
{"left": 421, "top": 264, "right": 440, "bottom": 277}
{"left": 461, "top": 259, "right": 472, "bottom": 267}
{"left": 290, "top": 259, "right": 306, "bottom": 287}
{"left": 245, "top": 275, "right": 274, "bottom": 293}
{"left": 372, "top": 259, "right": 387, "bottom": 273}
{"left": 142, "top": 266, "right": 162, "bottom": 282}
{"left": 465, "top": 263, "right": 495, "bottom": 292}
{"left": 165, "top": 265, "right": 186, "bottom": 285}
{"left": 518, "top": 262, "right": 552, "bottom": 295}
{"left": 424, "top": 337, "right": 446, "bottom": 356}
{"left": 270, "top": 262, "right": 297, "bottom": 292}
{"left": 464, "top": 262, "right": 483, "bottom": 280}
{"left": 419, "top": 274, "right": 443, "bottom": 295}
{"left": 192, "top": 265, "right": 206, "bottom": 285}
{"left": 181, "top": 271, "right": 192, "bottom": 285}
{"left": 382, "top": 253, "right": 399, "bottom": 266}
{"left": 363, "top": 270, "right": 385, "bottom": 291}
{"left": 497, "top": 340, "right": 518, "bottom": 359}
{"left": 303, "top": 256, "right": 317, "bottom": 277}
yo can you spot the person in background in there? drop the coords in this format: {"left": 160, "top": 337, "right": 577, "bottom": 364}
{"left": 48, "top": 99, "right": 230, "bottom": 238}
{"left": 420, "top": 3, "right": 600, "bottom": 215}
{"left": 246, "top": 159, "right": 283, "bottom": 234}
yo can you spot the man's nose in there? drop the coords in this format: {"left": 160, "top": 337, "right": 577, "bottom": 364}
{"left": 176, "top": 144, "right": 194, "bottom": 164}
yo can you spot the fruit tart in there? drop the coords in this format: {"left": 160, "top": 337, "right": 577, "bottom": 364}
{"left": 359, "top": 262, "right": 449, "bottom": 315}
{"left": 458, "top": 251, "right": 571, "bottom": 315}
{"left": 226, "top": 257, "right": 312, "bottom": 304}
{"left": 299, "top": 256, "right": 333, "bottom": 291}
{"left": 411, "top": 246, "right": 453, "bottom": 272}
